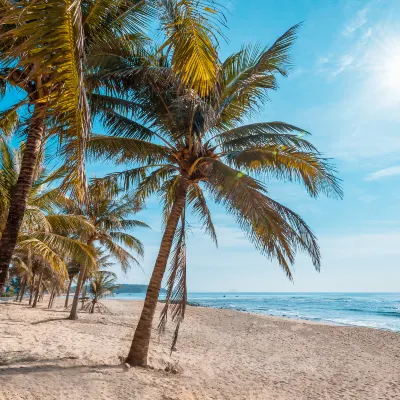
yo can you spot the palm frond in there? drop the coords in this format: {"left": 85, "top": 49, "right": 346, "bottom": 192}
{"left": 159, "top": 0, "right": 223, "bottom": 96}
{"left": 159, "top": 212, "right": 187, "bottom": 352}
{"left": 21, "top": 232, "right": 96, "bottom": 272}
{"left": 212, "top": 122, "right": 315, "bottom": 152}
{"left": 45, "top": 214, "right": 95, "bottom": 236}
{"left": 88, "top": 134, "right": 171, "bottom": 165}
{"left": 225, "top": 146, "right": 343, "bottom": 198}
{"left": 108, "top": 231, "right": 144, "bottom": 257}
{"left": 187, "top": 183, "right": 217, "bottom": 246}
{"left": 98, "top": 234, "right": 139, "bottom": 272}
{"left": 205, "top": 160, "right": 321, "bottom": 279}
{"left": 16, "top": 238, "right": 68, "bottom": 280}
{"left": 217, "top": 24, "right": 301, "bottom": 125}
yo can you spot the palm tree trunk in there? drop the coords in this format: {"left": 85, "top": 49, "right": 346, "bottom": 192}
{"left": 64, "top": 277, "right": 73, "bottom": 308}
{"left": 126, "top": 180, "right": 188, "bottom": 367}
{"left": 0, "top": 104, "right": 45, "bottom": 296}
{"left": 28, "top": 272, "right": 36, "bottom": 306}
{"left": 17, "top": 276, "right": 26, "bottom": 301}
{"left": 32, "top": 269, "right": 43, "bottom": 308}
{"left": 48, "top": 289, "right": 56, "bottom": 309}
{"left": 80, "top": 277, "right": 88, "bottom": 309}
{"left": 68, "top": 264, "right": 86, "bottom": 320}
{"left": 51, "top": 291, "right": 56, "bottom": 308}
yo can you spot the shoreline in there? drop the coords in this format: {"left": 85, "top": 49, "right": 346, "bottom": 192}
{"left": 110, "top": 292, "right": 400, "bottom": 332}
{"left": 1, "top": 298, "right": 399, "bottom": 399}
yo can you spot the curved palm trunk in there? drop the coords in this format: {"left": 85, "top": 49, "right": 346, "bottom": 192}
{"left": 64, "top": 277, "right": 73, "bottom": 308}
{"left": 126, "top": 180, "right": 188, "bottom": 367}
{"left": 32, "top": 269, "right": 43, "bottom": 308}
{"left": 68, "top": 264, "right": 86, "bottom": 320}
{"left": 0, "top": 105, "right": 45, "bottom": 296}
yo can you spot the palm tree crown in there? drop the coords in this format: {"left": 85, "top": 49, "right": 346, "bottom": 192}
{"left": 88, "top": 24, "right": 342, "bottom": 366}
{"left": 92, "top": 24, "right": 342, "bottom": 277}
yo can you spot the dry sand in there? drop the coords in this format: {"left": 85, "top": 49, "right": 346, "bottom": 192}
{"left": 0, "top": 298, "right": 399, "bottom": 400}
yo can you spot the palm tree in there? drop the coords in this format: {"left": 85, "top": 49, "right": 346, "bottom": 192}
{"left": 1, "top": 138, "right": 97, "bottom": 299}
{"left": 89, "top": 24, "right": 342, "bottom": 366}
{"left": 67, "top": 182, "right": 149, "bottom": 320}
{"left": 0, "top": 0, "right": 158, "bottom": 295}
{"left": 82, "top": 270, "right": 119, "bottom": 314}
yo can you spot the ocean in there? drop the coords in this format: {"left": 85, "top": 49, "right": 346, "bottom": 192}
{"left": 113, "top": 292, "right": 400, "bottom": 332}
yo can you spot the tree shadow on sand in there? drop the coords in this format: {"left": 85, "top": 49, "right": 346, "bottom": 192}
{"left": 0, "top": 362, "right": 122, "bottom": 376}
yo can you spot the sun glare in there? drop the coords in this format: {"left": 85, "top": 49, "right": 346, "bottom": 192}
{"left": 378, "top": 37, "right": 400, "bottom": 91}
{"left": 382, "top": 53, "right": 400, "bottom": 89}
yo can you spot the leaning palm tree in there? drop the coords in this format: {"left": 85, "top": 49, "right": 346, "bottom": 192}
{"left": 67, "top": 182, "right": 149, "bottom": 320}
{"left": 82, "top": 270, "right": 119, "bottom": 314}
{"left": 89, "top": 24, "right": 342, "bottom": 366}
{"left": 0, "top": 0, "right": 225, "bottom": 295}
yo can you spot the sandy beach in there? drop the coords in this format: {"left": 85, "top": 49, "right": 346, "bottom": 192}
{"left": 0, "top": 298, "right": 399, "bottom": 400}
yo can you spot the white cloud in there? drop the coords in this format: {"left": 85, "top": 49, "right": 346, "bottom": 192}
{"left": 342, "top": 7, "right": 369, "bottom": 36}
{"left": 365, "top": 166, "right": 400, "bottom": 181}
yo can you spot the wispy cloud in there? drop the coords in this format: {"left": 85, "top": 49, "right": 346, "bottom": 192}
{"left": 342, "top": 7, "right": 369, "bottom": 35}
{"left": 365, "top": 166, "right": 400, "bottom": 181}
{"left": 331, "top": 54, "right": 355, "bottom": 76}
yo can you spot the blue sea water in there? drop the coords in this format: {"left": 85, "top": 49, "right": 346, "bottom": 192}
{"left": 113, "top": 292, "right": 400, "bottom": 332}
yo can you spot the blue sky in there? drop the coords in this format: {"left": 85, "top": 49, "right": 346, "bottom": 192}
{"left": 108, "top": 0, "right": 400, "bottom": 292}
{"left": 6, "top": 1, "right": 400, "bottom": 292}
{"left": 107, "top": 0, "right": 400, "bottom": 291}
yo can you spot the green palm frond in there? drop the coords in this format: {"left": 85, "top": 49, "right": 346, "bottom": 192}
{"left": 225, "top": 146, "right": 342, "bottom": 198}
{"left": 45, "top": 215, "right": 95, "bottom": 236}
{"left": 187, "top": 183, "right": 217, "bottom": 246}
{"left": 88, "top": 134, "right": 171, "bottom": 165}
{"left": 205, "top": 160, "right": 320, "bottom": 279}
{"left": 109, "top": 231, "right": 144, "bottom": 257}
{"left": 22, "top": 232, "right": 96, "bottom": 272}
{"left": 98, "top": 234, "right": 139, "bottom": 272}
{"left": 83, "top": 0, "right": 153, "bottom": 41}
{"left": 16, "top": 238, "right": 68, "bottom": 279}
{"left": 217, "top": 24, "right": 301, "bottom": 125}
{"left": 0, "top": 102, "right": 25, "bottom": 137}
{"left": 159, "top": 0, "right": 223, "bottom": 96}
{"left": 159, "top": 212, "right": 187, "bottom": 351}
{"left": 213, "top": 122, "right": 315, "bottom": 151}
{"left": 1, "top": 0, "right": 91, "bottom": 199}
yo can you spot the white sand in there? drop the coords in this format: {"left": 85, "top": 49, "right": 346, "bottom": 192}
{"left": 0, "top": 298, "right": 399, "bottom": 400}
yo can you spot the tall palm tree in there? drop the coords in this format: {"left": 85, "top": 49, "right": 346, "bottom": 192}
{"left": 67, "top": 182, "right": 149, "bottom": 320}
{"left": 89, "top": 24, "right": 342, "bottom": 366}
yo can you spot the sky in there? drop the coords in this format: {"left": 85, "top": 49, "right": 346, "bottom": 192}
{"left": 105, "top": 0, "right": 400, "bottom": 292}
{"left": 6, "top": 0, "right": 400, "bottom": 292}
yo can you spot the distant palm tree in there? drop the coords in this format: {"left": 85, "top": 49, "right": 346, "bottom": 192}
{"left": 66, "top": 182, "right": 149, "bottom": 320}
{"left": 90, "top": 24, "right": 342, "bottom": 366}
{"left": 82, "top": 270, "right": 119, "bottom": 314}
